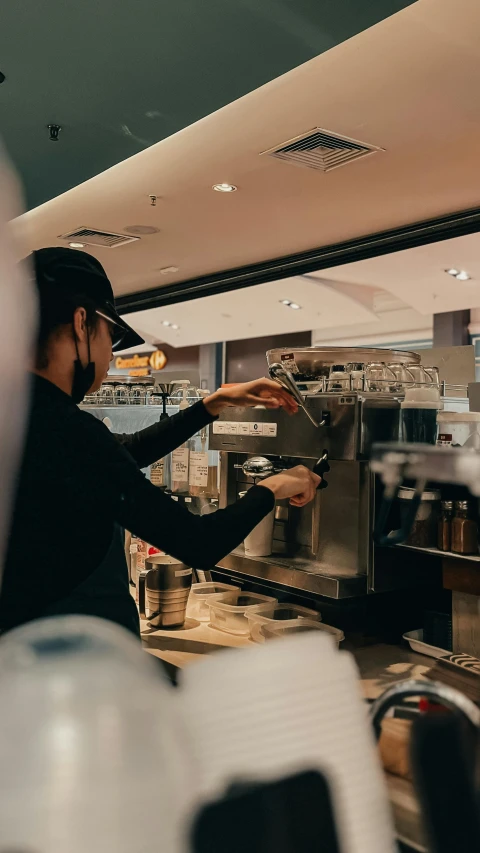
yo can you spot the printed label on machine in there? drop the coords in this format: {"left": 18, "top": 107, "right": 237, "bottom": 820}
{"left": 172, "top": 447, "right": 189, "bottom": 479}
{"left": 437, "top": 433, "right": 453, "bottom": 446}
{"left": 280, "top": 352, "right": 299, "bottom": 374}
{"left": 213, "top": 421, "right": 277, "bottom": 437}
{"left": 189, "top": 451, "right": 209, "bottom": 487}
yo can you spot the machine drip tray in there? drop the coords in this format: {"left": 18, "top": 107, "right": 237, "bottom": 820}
{"left": 217, "top": 550, "right": 367, "bottom": 599}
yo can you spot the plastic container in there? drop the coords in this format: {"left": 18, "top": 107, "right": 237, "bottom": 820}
{"left": 401, "top": 387, "right": 442, "bottom": 445}
{"left": 402, "top": 628, "right": 449, "bottom": 659}
{"left": 247, "top": 603, "right": 322, "bottom": 643}
{"left": 208, "top": 591, "right": 277, "bottom": 635}
{"left": 186, "top": 582, "right": 240, "bottom": 622}
{"left": 260, "top": 619, "right": 345, "bottom": 647}
{"left": 437, "top": 411, "right": 480, "bottom": 449}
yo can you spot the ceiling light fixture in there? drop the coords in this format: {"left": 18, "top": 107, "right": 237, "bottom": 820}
{"left": 212, "top": 183, "right": 237, "bottom": 193}
{"left": 446, "top": 268, "right": 459, "bottom": 276}
{"left": 69, "top": 242, "right": 85, "bottom": 249}
{"left": 171, "top": 324, "right": 179, "bottom": 330}
{"left": 279, "top": 299, "right": 302, "bottom": 310}
{"left": 456, "top": 270, "right": 471, "bottom": 281}
{"left": 162, "top": 320, "right": 170, "bottom": 327}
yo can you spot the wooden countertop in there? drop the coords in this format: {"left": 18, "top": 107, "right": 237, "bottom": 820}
{"left": 141, "top": 617, "right": 432, "bottom": 700}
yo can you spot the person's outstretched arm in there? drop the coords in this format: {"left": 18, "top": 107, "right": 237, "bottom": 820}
{"left": 85, "top": 412, "right": 317, "bottom": 571}
{"left": 114, "top": 379, "right": 298, "bottom": 469}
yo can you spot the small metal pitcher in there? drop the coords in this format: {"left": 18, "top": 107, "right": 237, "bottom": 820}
{"left": 138, "top": 554, "right": 193, "bottom": 629}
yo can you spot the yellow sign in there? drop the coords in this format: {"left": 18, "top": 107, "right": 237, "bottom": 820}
{"left": 129, "top": 368, "right": 150, "bottom": 377}
{"left": 115, "top": 354, "right": 150, "bottom": 370}
{"left": 149, "top": 350, "right": 168, "bottom": 371}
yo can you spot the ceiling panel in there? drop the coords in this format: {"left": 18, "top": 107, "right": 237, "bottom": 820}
{"left": 125, "top": 275, "right": 378, "bottom": 347}
{"left": 11, "top": 0, "right": 480, "bottom": 300}
{"left": 0, "top": 0, "right": 413, "bottom": 209}
{"left": 318, "top": 232, "right": 480, "bottom": 315}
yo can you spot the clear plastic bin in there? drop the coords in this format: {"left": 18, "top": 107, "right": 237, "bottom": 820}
{"left": 186, "top": 582, "right": 240, "bottom": 622}
{"left": 247, "top": 603, "right": 321, "bottom": 643}
{"left": 260, "top": 618, "right": 344, "bottom": 647}
{"left": 208, "top": 591, "right": 277, "bottom": 636}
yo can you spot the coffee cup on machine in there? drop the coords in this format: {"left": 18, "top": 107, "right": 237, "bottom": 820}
{"left": 401, "top": 387, "right": 442, "bottom": 445}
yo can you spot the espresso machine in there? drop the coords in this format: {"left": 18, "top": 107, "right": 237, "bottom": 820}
{"left": 210, "top": 346, "right": 455, "bottom": 602}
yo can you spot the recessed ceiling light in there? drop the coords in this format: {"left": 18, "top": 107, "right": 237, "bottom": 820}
{"left": 279, "top": 299, "right": 302, "bottom": 310}
{"left": 69, "top": 242, "right": 85, "bottom": 249}
{"left": 446, "top": 268, "right": 459, "bottom": 276}
{"left": 162, "top": 320, "right": 170, "bottom": 327}
{"left": 171, "top": 324, "right": 179, "bottom": 330}
{"left": 212, "top": 183, "right": 237, "bottom": 193}
{"left": 456, "top": 270, "right": 471, "bottom": 281}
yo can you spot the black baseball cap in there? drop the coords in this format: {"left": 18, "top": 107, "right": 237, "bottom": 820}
{"left": 33, "top": 247, "right": 145, "bottom": 352}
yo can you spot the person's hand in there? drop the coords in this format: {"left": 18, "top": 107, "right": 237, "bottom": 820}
{"left": 258, "top": 465, "right": 320, "bottom": 507}
{"left": 203, "top": 378, "right": 298, "bottom": 417}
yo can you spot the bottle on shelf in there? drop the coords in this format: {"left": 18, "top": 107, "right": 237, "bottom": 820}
{"left": 189, "top": 427, "right": 219, "bottom": 499}
{"left": 150, "top": 457, "right": 165, "bottom": 488}
{"left": 438, "top": 500, "right": 453, "bottom": 552}
{"left": 451, "top": 501, "right": 478, "bottom": 555}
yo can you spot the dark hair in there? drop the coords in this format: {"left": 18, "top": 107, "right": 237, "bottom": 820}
{"left": 35, "top": 289, "right": 100, "bottom": 370}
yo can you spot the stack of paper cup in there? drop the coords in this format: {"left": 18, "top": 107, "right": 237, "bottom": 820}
{"left": 181, "top": 634, "right": 396, "bottom": 853}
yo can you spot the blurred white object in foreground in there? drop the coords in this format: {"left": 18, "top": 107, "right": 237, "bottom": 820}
{"left": 0, "top": 143, "right": 35, "bottom": 585}
{"left": 0, "top": 616, "right": 194, "bottom": 853}
{"left": 181, "top": 634, "right": 396, "bottom": 853}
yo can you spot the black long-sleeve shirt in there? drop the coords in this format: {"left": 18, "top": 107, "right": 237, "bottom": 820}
{"left": 0, "top": 376, "right": 274, "bottom": 632}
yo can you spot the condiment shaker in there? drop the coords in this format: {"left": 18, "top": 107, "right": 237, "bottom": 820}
{"left": 438, "top": 500, "right": 453, "bottom": 552}
{"left": 451, "top": 501, "right": 478, "bottom": 555}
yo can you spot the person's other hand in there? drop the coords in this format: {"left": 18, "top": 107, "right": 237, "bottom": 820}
{"left": 204, "top": 378, "right": 298, "bottom": 417}
{"left": 258, "top": 465, "right": 320, "bottom": 507}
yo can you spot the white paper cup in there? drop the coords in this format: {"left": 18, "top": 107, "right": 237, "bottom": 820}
{"left": 244, "top": 508, "right": 275, "bottom": 557}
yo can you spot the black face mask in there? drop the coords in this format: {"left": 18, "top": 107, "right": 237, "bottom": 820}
{"left": 72, "top": 325, "right": 95, "bottom": 404}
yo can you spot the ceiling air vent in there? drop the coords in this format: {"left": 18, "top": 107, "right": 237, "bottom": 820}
{"left": 262, "top": 128, "right": 383, "bottom": 172}
{"left": 58, "top": 227, "right": 140, "bottom": 249}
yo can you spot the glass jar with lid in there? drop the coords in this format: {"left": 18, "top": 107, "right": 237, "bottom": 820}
{"left": 346, "top": 362, "right": 364, "bottom": 391}
{"left": 398, "top": 486, "right": 441, "bottom": 548}
{"left": 130, "top": 384, "right": 148, "bottom": 405}
{"left": 114, "top": 383, "right": 130, "bottom": 405}
{"left": 327, "top": 365, "right": 350, "bottom": 392}
{"left": 451, "top": 501, "right": 478, "bottom": 555}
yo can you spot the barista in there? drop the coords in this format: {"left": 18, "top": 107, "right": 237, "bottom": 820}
{"left": 0, "top": 248, "right": 320, "bottom": 637}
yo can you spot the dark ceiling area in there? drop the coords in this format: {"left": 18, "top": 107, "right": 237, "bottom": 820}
{"left": 1, "top": 0, "right": 415, "bottom": 211}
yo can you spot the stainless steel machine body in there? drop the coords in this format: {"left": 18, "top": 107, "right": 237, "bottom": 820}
{"left": 210, "top": 390, "right": 401, "bottom": 599}
{"left": 210, "top": 344, "right": 466, "bottom": 601}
